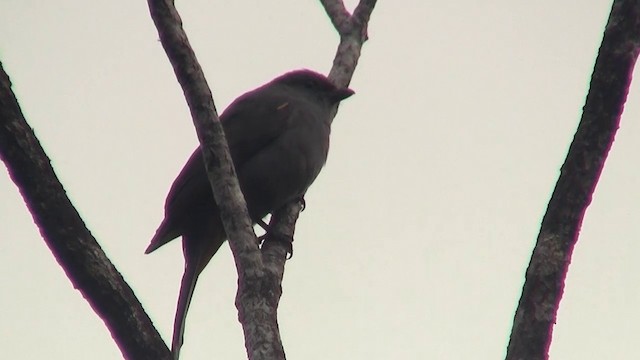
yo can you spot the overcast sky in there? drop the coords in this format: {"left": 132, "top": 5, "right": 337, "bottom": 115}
{"left": 1, "top": 1, "right": 639, "bottom": 359}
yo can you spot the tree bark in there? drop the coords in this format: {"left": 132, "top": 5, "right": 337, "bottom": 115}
{"left": 506, "top": 1, "right": 640, "bottom": 359}
{"left": 0, "top": 62, "right": 170, "bottom": 360}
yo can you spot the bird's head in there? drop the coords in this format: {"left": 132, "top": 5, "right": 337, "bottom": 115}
{"left": 273, "top": 69, "right": 355, "bottom": 104}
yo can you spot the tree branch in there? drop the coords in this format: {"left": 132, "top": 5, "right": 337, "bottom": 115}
{"left": 146, "top": 0, "right": 288, "bottom": 359}
{"left": 146, "top": 0, "right": 259, "bottom": 270}
{"left": 327, "top": 0, "right": 376, "bottom": 90}
{"left": 270, "top": 0, "right": 378, "bottom": 236}
{"left": 505, "top": 1, "right": 640, "bottom": 359}
{"left": 352, "top": 0, "right": 377, "bottom": 30}
{"left": 319, "top": 0, "right": 351, "bottom": 34}
{"left": 0, "top": 62, "right": 170, "bottom": 360}
{"left": 241, "top": 0, "right": 379, "bottom": 346}
{"left": 237, "top": 204, "right": 303, "bottom": 360}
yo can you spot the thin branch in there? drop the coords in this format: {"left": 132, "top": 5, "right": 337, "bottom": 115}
{"left": 325, "top": 0, "right": 377, "bottom": 102}
{"left": 237, "top": 0, "right": 375, "bottom": 351}
{"left": 352, "top": 0, "right": 377, "bottom": 41}
{"left": 0, "top": 62, "right": 170, "bottom": 360}
{"left": 270, "top": 0, "right": 378, "bottom": 268}
{"left": 238, "top": 203, "right": 303, "bottom": 360}
{"left": 353, "top": 0, "right": 377, "bottom": 27}
{"left": 505, "top": 1, "right": 640, "bottom": 359}
{"left": 319, "top": 0, "right": 351, "bottom": 34}
{"left": 146, "top": 0, "right": 259, "bottom": 271}
{"left": 261, "top": 4, "right": 378, "bottom": 356}
{"left": 146, "top": 1, "right": 284, "bottom": 359}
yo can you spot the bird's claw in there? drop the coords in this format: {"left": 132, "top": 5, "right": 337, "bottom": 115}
{"left": 256, "top": 219, "right": 293, "bottom": 258}
{"left": 259, "top": 233, "right": 294, "bottom": 258}
{"left": 271, "top": 233, "right": 294, "bottom": 259}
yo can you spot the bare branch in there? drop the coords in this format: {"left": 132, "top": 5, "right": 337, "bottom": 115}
{"left": 324, "top": 0, "right": 377, "bottom": 87}
{"left": 0, "top": 62, "right": 170, "bottom": 360}
{"left": 245, "top": 0, "right": 378, "bottom": 357}
{"left": 353, "top": 0, "right": 377, "bottom": 28}
{"left": 146, "top": 1, "right": 287, "bottom": 359}
{"left": 272, "top": 0, "right": 378, "bottom": 258}
{"left": 146, "top": 0, "right": 259, "bottom": 270}
{"left": 320, "top": 0, "right": 351, "bottom": 34}
{"left": 237, "top": 204, "right": 303, "bottom": 360}
{"left": 506, "top": 1, "right": 640, "bottom": 359}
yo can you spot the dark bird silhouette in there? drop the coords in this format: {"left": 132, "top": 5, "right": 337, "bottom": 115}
{"left": 145, "top": 70, "right": 354, "bottom": 359}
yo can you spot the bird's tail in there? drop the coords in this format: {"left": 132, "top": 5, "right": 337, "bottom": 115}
{"left": 171, "top": 262, "right": 199, "bottom": 360}
{"left": 170, "top": 225, "right": 226, "bottom": 359}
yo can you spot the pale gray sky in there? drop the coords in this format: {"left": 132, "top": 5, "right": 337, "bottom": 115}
{"left": 1, "top": 1, "right": 639, "bottom": 359}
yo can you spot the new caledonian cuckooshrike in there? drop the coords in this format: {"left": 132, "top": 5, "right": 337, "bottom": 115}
{"left": 145, "top": 69, "right": 354, "bottom": 359}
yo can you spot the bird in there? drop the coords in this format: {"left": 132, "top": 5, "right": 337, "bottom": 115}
{"left": 145, "top": 69, "right": 354, "bottom": 359}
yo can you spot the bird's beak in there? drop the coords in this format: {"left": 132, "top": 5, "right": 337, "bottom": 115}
{"left": 332, "top": 88, "right": 355, "bottom": 102}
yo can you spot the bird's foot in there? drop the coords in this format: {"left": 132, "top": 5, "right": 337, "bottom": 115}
{"left": 256, "top": 219, "right": 270, "bottom": 245}
{"left": 269, "top": 232, "right": 294, "bottom": 259}
{"left": 256, "top": 219, "right": 294, "bottom": 259}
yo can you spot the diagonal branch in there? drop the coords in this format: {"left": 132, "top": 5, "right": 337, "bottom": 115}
{"left": 268, "top": 0, "right": 378, "bottom": 287}
{"left": 352, "top": 0, "right": 377, "bottom": 29}
{"left": 505, "top": 1, "right": 640, "bottom": 359}
{"left": 319, "top": 0, "right": 351, "bottom": 34}
{"left": 146, "top": 0, "right": 260, "bottom": 272}
{"left": 326, "top": 0, "right": 377, "bottom": 89}
{"left": 0, "top": 62, "right": 170, "bottom": 360}
{"left": 262, "top": 2, "right": 377, "bottom": 356}
{"left": 146, "top": 1, "right": 281, "bottom": 359}
{"left": 239, "top": 0, "right": 377, "bottom": 349}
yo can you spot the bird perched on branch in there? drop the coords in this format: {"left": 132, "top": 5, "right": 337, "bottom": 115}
{"left": 145, "top": 69, "right": 354, "bottom": 359}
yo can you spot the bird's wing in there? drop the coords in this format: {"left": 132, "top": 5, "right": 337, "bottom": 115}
{"left": 222, "top": 88, "right": 298, "bottom": 166}
{"left": 147, "top": 87, "right": 299, "bottom": 250}
{"left": 166, "top": 89, "right": 297, "bottom": 210}
{"left": 145, "top": 149, "right": 208, "bottom": 253}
